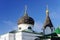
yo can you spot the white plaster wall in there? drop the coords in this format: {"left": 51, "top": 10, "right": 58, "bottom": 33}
{"left": 57, "top": 34, "right": 60, "bottom": 37}
{"left": 15, "top": 32, "right": 22, "bottom": 40}
{"left": 22, "top": 32, "right": 40, "bottom": 40}
{"left": 18, "top": 24, "right": 33, "bottom": 31}
{"left": 43, "top": 39, "right": 51, "bottom": 40}
{"left": 45, "top": 27, "right": 51, "bottom": 35}
{"left": 0, "top": 33, "right": 15, "bottom": 40}
{"left": 0, "top": 31, "right": 52, "bottom": 40}
{"left": 0, "top": 33, "right": 9, "bottom": 40}
{"left": 15, "top": 31, "right": 41, "bottom": 40}
{"left": 9, "top": 33, "right": 15, "bottom": 40}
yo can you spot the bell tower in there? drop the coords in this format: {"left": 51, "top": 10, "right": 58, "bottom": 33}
{"left": 43, "top": 5, "right": 54, "bottom": 35}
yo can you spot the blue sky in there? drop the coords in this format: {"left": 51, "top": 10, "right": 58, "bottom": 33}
{"left": 0, "top": 0, "right": 60, "bottom": 35}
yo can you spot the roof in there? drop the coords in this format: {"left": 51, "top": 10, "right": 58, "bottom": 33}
{"left": 43, "top": 6, "right": 53, "bottom": 28}
{"left": 37, "top": 33, "right": 58, "bottom": 39}
{"left": 18, "top": 13, "right": 34, "bottom": 25}
{"left": 43, "top": 16, "right": 53, "bottom": 28}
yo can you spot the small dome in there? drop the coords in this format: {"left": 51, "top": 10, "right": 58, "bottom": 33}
{"left": 18, "top": 13, "right": 34, "bottom": 25}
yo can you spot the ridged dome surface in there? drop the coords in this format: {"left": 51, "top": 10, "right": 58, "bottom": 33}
{"left": 18, "top": 13, "right": 34, "bottom": 25}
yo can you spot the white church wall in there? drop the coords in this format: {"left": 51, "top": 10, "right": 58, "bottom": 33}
{"left": 45, "top": 27, "right": 51, "bottom": 35}
{"left": 15, "top": 31, "right": 42, "bottom": 40}
{"left": 0, "top": 33, "right": 9, "bottom": 40}
{"left": 22, "top": 32, "right": 39, "bottom": 40}
{"left": 20, "top": 32, "right": 41, "bottom": 40}
{"left": 0, "top": 33, "right": 15, "bottom": 40}
{"left": 9, "top": 33, "right": 15, "bottom": 40}
{"left": 43, "top": 39, "right": 51, "bottom": 40}
{"left": 15, "top": 32, "right": 22, "bottom": 40}
{"left": 57, "top": 34, "right": 60, "bottom": 37}
{"left": 18, "top": 24, "right": 33, "bottom": 31}
{"left": 0, "top": 30, "right": 53, "bottom": 40}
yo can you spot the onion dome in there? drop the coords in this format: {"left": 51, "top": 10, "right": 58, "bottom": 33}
{"left": 18, "top": 5, "right": 34, "bottom": 25}
{"left": 18, "top": 13, "right": 34, "bottom": 25}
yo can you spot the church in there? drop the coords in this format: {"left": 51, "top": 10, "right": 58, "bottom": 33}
{"left": 0, "top": 5, "right": 60, "bottom": 40}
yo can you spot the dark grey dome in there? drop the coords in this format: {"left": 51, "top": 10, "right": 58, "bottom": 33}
{"left": 18, "top": 13, "right": 34, "bottom": 25}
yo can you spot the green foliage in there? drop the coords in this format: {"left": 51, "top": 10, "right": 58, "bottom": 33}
{"left": 54, "top": 27, "right": 60, "bottom": 34}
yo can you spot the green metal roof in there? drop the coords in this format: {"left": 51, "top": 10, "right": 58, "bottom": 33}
{"left": 54, "top": 27, "right": 60, "bottom": 34}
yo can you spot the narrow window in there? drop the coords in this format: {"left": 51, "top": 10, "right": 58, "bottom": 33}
{"left": 28, "top": 27, "right": 31, "bottom": 29}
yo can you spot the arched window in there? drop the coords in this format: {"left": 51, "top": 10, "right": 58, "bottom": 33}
{"left": 34, "top": 38, "right": 40, "bottom": 40}
{"left": 28, "top": 27, "right": 31, "bottom": 29}
{"left": 45, "top": 27, "right": 51, "bottom": 34}
{"left": 19, "top": 27, "right": 21, "bottom": 30}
